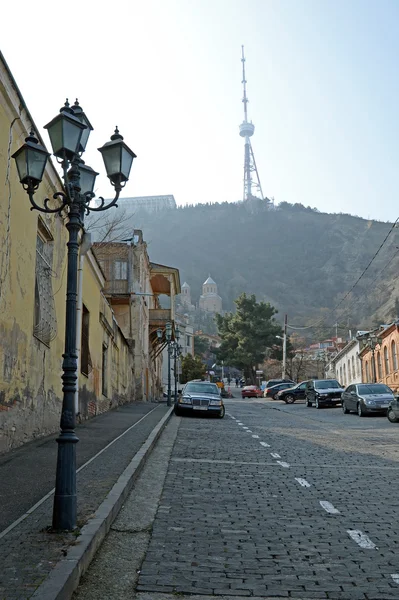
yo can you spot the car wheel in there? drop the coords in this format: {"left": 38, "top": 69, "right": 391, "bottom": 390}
{"left": 273, "top": 393, "right": 279, "bottom": 400}
{"left": 387, "top": 408, "right": 399, "bottom": 423}
{"left": 218, "top": 405, "right": 225, "bottom": 419}
{"left": 357, "top": 402, "right": 366, "bottom": 417}
{"left": 315, "top": 397, "right": 321, "bottom": 409}
{"left": 342, "top": 402, "right": 349, "bottom": 414}
{"left": 284, "top": 394, "right": 295, "bottom": 404}
{"left": 174, "top": 407, "right": 181, "bottom": 416}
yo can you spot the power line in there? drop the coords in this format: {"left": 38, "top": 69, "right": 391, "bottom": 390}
{"left": 287, "top": 218, "right": 399, "bottom": 331}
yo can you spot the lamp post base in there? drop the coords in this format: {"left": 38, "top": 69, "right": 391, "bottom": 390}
{"left": 52, "top": 431, "right": 79, "bottom": 530}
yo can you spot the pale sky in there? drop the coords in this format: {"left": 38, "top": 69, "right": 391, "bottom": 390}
{"left": 2, "top": 0, "right": 398, "bottom": 221}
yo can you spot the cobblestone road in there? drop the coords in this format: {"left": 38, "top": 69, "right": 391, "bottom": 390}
{"left": 133, "top": 392, "right": 399, "bottom": 599}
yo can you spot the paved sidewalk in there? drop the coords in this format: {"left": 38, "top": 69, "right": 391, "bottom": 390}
{"left": 0, "top": 401, "right": 169, "bottom": 600}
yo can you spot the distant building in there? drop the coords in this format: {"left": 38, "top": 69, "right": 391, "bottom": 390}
{"left": 118, "top": 195, "right": 176, "bottom": 213}
{"left": 180, "top": 281, "right": 194, "bottom": 309}
{"left": 199, "top": 275, "right": 223, "bottom": 314}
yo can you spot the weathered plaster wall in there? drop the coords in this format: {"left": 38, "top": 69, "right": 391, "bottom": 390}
{"left": 0, "top": 58, "right": 135, "bottom": 454}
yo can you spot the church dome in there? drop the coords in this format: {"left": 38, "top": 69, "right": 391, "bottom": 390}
{"left": 203, "top": 275, "right": 216, "bottom": 285}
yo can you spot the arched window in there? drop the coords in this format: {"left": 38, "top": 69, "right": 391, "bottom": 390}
{"left": 343, "top": 364, "right": 346, "bottom": 386}
{"left": 352, "top": 356, "right": 356, "bottom": 380}
{"left": 392, "top": 341, "right": 398, "bottom": 371}
{"left": 348, "top": 360, "right": 351, "bottom": 383}
{"left": 377, "top": 352, "right": 382, "bottom": 380}
{"left": 339, "top": 366, "right": 343, "bottom": 383}
{"left": 365, "top": 361, "right": 369, "bottom": 382}
{"left": 384, "top": 346, "right": 390, "bottom": 375}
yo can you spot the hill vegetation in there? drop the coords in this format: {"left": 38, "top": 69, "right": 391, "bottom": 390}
{"left": 90, "top": 200, "right": 399, "bottom": 336}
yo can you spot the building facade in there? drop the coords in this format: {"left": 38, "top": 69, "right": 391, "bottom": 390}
{"left": 94, "top": 237, "right": 181, "bottom": 402}
{"left": 118, "top": 195, "right": 176, "bottom": 213}
{"left": 0, "top": 52, "right": 134, "bottom": 453}
{"left": 326, "top": 339, "right": 362, "bottom": 387}
{"left": 360, "top": 323, "right": 399, "bottom": 392}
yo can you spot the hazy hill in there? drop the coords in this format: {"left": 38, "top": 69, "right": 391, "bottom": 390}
{"left": 89, "top": 200, "right": 399, "bottom": 334}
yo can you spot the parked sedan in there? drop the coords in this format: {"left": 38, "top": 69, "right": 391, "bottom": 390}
{"left": 277, "top": 381, "right": 308, "bottom": 403}
{"left": 241, "top": 385, "right": 263, "bottom": 398}
{"left": 174, "top": 381, "right": 225, "bottom": 418}
{"left": 342, "top": 383, "right": 394, "bottom": 417}
{"left": 264, "top": 382, "right": 297, "bottom": 399}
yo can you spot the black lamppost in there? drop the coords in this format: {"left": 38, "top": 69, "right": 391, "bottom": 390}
{"left": 12, "top": 99, "right": 136, "bottom": 531}
{"left": 173, "top": 326, "right": 181, "bottom": 402}
{"left": 165, "top": 321, "right": 172, "bottom": 406}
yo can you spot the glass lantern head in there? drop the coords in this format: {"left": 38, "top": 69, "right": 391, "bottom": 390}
{"left": 12, "top": 131, "right": 50, "bottom": 188}
{"left": 98, "top": 127, "right": 136, "bottom": 188}
{"left": 72, "top": 99, "right": 93, "bottom": 152}
{"left": 44, "top": 99, "right": 87, "bottom": 160}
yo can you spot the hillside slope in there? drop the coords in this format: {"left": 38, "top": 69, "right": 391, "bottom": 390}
{"left": 90, "top": 201, "right": 399, "bottom": 331}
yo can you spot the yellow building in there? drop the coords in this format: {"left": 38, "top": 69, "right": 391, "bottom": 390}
{"left": 0, "top": 52, "right": 134, "bottom": 453}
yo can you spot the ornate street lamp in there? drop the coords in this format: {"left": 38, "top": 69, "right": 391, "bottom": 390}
{"left": 174, "top": 327, "right": 181, "bottom": 402}
{"left": 165, "top": 322, "right": 172, "bottom": 407}
{"left": 12, "top": 99, "right": 136, "bottom": 532}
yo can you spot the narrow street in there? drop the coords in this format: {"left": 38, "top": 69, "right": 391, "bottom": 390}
{"left": 75, "top": 388, "right": 399, "bottom": 600}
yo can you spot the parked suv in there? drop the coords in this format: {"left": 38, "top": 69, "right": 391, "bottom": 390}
{"left": 305, "top": 379, "right": 345, "bottom": 409}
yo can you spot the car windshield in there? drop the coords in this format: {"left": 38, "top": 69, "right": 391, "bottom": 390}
{"left": 314, "top": 380, "right": 341, "bottom": 389}
{"left": 357, "top": 384, "right": 392, "bottom": 395}
{"left": 184, "top": 383, "right": 219, "bottom": 395}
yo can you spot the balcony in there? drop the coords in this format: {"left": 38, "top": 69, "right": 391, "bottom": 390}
{"left": 103, "top": 279, "right": 128, "bottom": 295}
{"left": 149, "top": 308, "right": 171, "bottom": 326}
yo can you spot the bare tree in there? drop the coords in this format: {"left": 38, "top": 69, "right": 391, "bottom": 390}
{"left": 85, "top": 208, "right": 135, "bottom": 246}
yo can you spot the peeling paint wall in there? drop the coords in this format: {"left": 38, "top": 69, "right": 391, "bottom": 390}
{"left": 0, "top": 56, "right": 134, "bottom": 454}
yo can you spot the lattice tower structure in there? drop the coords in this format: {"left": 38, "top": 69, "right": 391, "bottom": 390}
{"left": 239, "top": 45, "right": 264, "bottom": 202}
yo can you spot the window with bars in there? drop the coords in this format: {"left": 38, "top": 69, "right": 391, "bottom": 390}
{"left": 81, "top": 305, "right": 92, "bottom": 376}
{"left": 33, "top": 223, "right": 57, "bottom": 346}
{"left": 113, "top": 260, "right": 127, "bottom": 280}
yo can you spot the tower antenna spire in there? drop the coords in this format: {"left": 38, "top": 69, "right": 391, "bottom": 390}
{"left": 239, "top": 45, "right": 265, "bottom": 202}
{"left": 241, "top": 45, "right": 248, "bottom": 122}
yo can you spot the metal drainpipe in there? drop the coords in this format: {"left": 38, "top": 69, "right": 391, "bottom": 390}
{"left": 127, "top": 240, "right": 134, "bottom": 338}
{"left": 75, "top": 232, "right": 92, "bottom": 415}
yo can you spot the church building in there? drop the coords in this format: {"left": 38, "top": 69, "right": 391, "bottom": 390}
{"left": 199, "top": 275, "right": 223, "bottom": 313}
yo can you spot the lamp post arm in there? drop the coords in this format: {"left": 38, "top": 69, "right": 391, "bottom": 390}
{"left": 27, "top": 189, "right": 70, "bottom": 215}
{"left": 85, "top": 188, "right": 121, "bottom": 213}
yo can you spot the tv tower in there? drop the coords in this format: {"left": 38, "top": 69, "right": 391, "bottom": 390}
{"left": 239, "top": 45, "right": 264, "bottom": 202}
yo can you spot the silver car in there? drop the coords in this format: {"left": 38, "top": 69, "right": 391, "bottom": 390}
{"left": 342, "top": 383, "right": 394, "bottom": 417}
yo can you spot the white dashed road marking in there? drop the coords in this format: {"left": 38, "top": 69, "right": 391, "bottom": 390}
{"left": 252, "top": 434, "right": 259, "bottom": 439}
{"left": 243, "top": 427, "right": 249, "bottom": 430}
{"left": 295, "top": 478, "right": 311, "bottom": 488}
{"left": 260, "top": 442, "right": 270, "bottom": 448}
{"left": 276, "top": 461, "right": 290, "bottom": 468}
{"left": 391, "top": 574, "right": 399, "bottom": 585}
{"left": 271, "top": 453, "right": 281, "bottom": 459}
{"left": 320, "top": 501, "right": 340, "bottom": 515}
{"left": 347, "top": 529, "right": 376, "bottom": 549}
{"left": 237, "top": 422, "right": 243, "bottom": 425}
{"left": 246, "top": 430, "right": 253, "bottom": 433}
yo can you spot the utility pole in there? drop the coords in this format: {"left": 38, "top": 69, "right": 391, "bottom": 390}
{"left": 282, "top": 314, "right": 287, "bottom": 380}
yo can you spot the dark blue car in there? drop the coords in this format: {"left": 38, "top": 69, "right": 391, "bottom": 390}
{"left": 276, "top": 381, "right": 308, "bottom": 403}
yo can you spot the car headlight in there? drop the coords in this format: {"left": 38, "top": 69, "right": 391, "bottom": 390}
{"left": 363, "top": 398, "right": 375, "bottom": 406}
{"left": 179, "top": 396, "right": 192, "bottom": 404}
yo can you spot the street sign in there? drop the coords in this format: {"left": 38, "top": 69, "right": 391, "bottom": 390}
{"left": 256, "top": 370, "right": 263, "bottom": 374}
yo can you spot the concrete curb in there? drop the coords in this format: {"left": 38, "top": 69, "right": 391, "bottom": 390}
{"left": 31, "top": 406, "right": 174, "bottom": 600}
